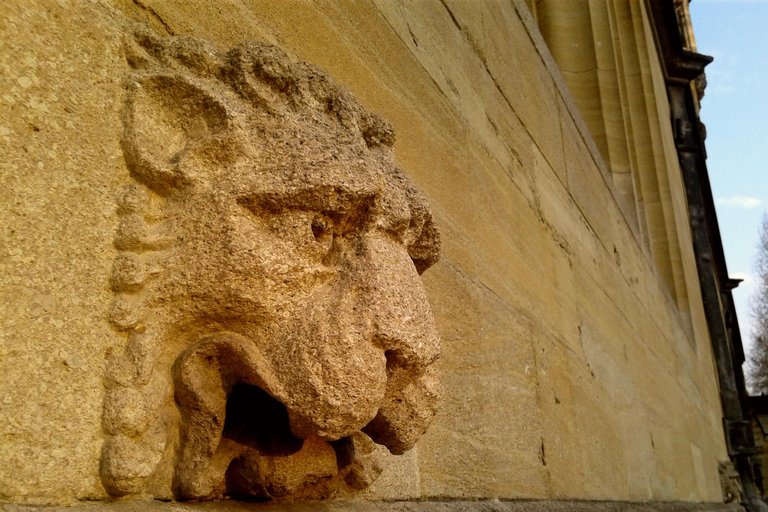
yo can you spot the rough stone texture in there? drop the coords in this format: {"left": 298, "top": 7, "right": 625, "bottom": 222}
{"left": 0, "top": 500, "right": 746, "bottom": 512}
{"left": 99, "top": 28, "right": 442, "bottom": 501}
{"left": 0, "top": 0, "right": 732, "bottom": 507}
{"left": 0, "top": 1, "right": 129, "bottom": 505}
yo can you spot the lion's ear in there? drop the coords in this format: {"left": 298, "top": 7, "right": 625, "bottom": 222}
{"left": 122, "top": 74, "right": 230, "bottom": 196}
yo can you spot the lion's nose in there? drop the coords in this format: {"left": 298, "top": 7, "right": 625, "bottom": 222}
{"left": 350, "top": 234, "right": 442, "bottom": 453}
{"left": 355, "top": 235, "right": 441, "bottom": 372}
{"left": 271, "top": 234, "right": 441, "bottom": 443}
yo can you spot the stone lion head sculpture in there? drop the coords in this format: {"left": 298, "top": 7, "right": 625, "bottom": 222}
{"left": 100, "top": 26, "right": 441, "bottom": 501}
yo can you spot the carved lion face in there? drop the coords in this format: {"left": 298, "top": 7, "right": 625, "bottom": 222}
{"left": 101, "top": 30, "right": 441, "bottom": 500}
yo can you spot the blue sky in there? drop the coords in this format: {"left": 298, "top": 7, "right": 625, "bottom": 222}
{"left": 689, "top": 0, "right": 768, "bottom": 362}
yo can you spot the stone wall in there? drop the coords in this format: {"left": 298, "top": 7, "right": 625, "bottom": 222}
{"left": 0, "top": 0, "right": 728, "bottom": 506}
{"left": 0, "top": 499, "right": 748, "bottom": 512}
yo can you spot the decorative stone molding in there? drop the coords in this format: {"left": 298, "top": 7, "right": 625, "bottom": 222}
{"left": 696, "top": 73, "right": 708, "bottom": 101}
{"left": 719, "top": 461, "right": 744, "bottom": 504}
{"left": 100, "top": 26, "right": 442, "bottom": 501}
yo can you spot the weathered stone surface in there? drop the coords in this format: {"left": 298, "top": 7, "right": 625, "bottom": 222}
{"left": 0, "top": 0, "right": 732, "bottom": 507}
{"left": 0, "top": 500, "right": 746, "bottom": 512}
{"left": 98, "top": 28, "right": 442, "bottom": 501}
{"left": 0, "top": 1, "right": 128, "bottom": 504}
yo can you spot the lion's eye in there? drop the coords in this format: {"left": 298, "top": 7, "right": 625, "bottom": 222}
{"left": 311, "top": 214, "right": 332, "bottom": 241}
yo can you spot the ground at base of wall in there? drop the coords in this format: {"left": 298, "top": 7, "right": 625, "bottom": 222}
{"left": 0, "top": 500, "right": 745, "bottom": 512}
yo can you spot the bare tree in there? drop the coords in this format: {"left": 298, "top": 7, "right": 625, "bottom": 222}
{"left": 748, "top": 215, "right": 768, "bottom": 394}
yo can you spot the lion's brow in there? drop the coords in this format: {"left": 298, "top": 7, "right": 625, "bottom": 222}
{"left": 236, "top": 183, "right": 376, "bottom": 215}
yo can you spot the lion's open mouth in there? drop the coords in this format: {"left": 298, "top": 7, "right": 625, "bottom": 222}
{"left": 171, "top": 331, "right": 389, "bottom": 500}
{"left": 179, "top": 381, "right": 382, "bottom": 501}
{"left": 221, "top": 382, "right": 338, "bottom": 500}
{"left": 224, "top": 383, "right": 303, "bottom": 458}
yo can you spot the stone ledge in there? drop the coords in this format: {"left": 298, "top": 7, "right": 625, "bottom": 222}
{"left": 0, "top": 500, "right": 745, "bottom": 512}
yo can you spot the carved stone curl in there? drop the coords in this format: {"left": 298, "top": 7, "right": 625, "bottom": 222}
{"left": 100, "top": 27, "right": 442, "bottom": 501}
